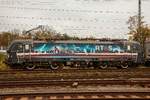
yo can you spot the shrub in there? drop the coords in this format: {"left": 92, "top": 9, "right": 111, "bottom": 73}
{"left": 0, "top": 53, "right": 8, "bottom": 70}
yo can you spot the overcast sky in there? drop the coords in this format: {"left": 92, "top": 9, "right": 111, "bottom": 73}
{"left": 0, "top": 0, "right": 150, "bottom": 39}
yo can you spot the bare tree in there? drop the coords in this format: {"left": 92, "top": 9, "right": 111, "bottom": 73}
{"left": 127, "top": 15, "right": 150, "bottom": 57}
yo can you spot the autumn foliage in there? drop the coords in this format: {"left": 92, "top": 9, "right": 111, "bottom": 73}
{"left": 127, "top": 15, "right": 150, "bottom": 57}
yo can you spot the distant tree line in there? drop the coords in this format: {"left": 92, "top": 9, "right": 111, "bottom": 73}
{"left": 1, "top": 15, "right": 150, "bottom": 50}
{"left": 0, "top": 31, "right": 19, "bottom": 49}
{"left": 0, "top": 25, "right": 83, "bottom": 49}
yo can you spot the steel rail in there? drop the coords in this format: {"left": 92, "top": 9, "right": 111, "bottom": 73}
{"left": 1, "top": 91, "right": 150, "bottom": 99}
{"left": 0, "top": 78, "right": 150, "bottom": 88}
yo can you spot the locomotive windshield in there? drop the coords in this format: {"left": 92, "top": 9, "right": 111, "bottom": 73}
{"left": 131, "top": 43, "right": 141, "bottom": 53}
{"left": 8, "top": 43, "right": 23, "bottom": 53}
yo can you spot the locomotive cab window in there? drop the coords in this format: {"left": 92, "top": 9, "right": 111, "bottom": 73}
{"left": 132, "top": 45, "right": 137, "bottom": 53}
{"left": 17, "top": 44, "right": 23, "bottom": 53}
{"left": 131, "top": 43, "right": 141, "bottom": 53}
{"left": 11, "top": 43, "right": 23, "bottom": 53}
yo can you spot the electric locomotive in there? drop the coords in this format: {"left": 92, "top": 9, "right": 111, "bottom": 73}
{"left": 5, "top": 39, "right": 143, "bottom": 70}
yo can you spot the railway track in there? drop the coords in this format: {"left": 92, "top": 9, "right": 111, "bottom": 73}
{"left": 1, "top": 91, "right": 150, "bottom": 99}
{"left": 0, "top": 66, "right": 150, "bottom": 74}
{"left": 0, "top": 67, "right": 150, "bottom": 82}
{"left": 0, "top": 78, "right": 150, "bottom": 88}
{"left": 0, "top": 67, "right": 150, "bottom": 99}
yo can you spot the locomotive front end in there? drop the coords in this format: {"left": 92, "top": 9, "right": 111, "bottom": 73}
{"left": 5, "top": 40, "right": 32, "bottom": 67}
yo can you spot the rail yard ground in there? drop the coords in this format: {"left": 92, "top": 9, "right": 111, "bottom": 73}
{"left": 0, "top": 52, "right": 150, "bottom": 99}
{"left": 0, "top": 67, "right": 150, "bottom": 99}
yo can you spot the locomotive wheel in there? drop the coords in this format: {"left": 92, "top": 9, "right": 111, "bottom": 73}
{"left": 99, "top": 65, "right": 108, "bottom": 69}
{"left": 50, "top": 64, "right": 59, "bottom": 70}
{"left": 120, "top": 63, "right": 128, "bottom": 69}
{"left": 50, "top": 62, "right": 62, "bottom": 70}
{"left": 26, "top": 65, "right": 36, "bottom": 70}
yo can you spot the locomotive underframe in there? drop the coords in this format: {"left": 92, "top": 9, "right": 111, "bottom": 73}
{"left": 7, "top": 54, "right": 137, "bottom": 70}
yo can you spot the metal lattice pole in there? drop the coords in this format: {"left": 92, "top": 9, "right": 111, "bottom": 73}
{"left": 138, "top": 0, "right": 141, "bottom": 39}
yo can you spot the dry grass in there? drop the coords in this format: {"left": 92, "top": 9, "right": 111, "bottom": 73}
{"left": 0, "top": 53, "right": 9, "bottom": 70}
